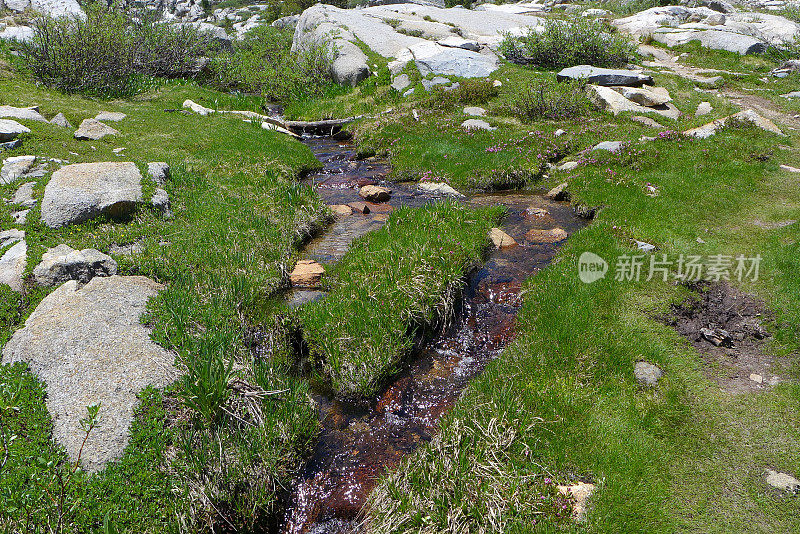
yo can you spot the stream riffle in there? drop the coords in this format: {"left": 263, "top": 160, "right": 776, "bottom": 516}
{"left": 279, "top": 137, "right": 585, "bottom": 533}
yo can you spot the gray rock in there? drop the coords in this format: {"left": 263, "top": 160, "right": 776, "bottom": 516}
{"left": 437, "top": 35, "right": 480, "bottom": 51}
{"left": 685, "top": 109, "right": 783, "bottom": 139}
{"left": 109, "top": 241, "right": 144, "bottom": 256}
{"left": 558, "top": 161, "right": 579, "bottom": 171}
{"left": 272, "top": 14, "right": 300, "bottom": 30}
{"left": 634, "top": 361, "right": 663, "bottom": 386}
{"left": 33, "top": 244, "right": 118, "bottom": 286}
{"left": 592, "top": 141, "right": 623, "bottom": 152}
{"left": 13, "top": 181, "right": 36, "bottom": 208}
{"left": 94, "top": 111, "right": 126, "bottom": 122}
{"left": 461, "top": 118, "right": 496, "bottom": 131}
{"left": 782, "top": 91, "right": 800, "bottom": 99}
{"left": 74, "top": 119, "right": 119, "bottom": 141}
{"left": 631, "top": 115, "right": 665, "bottom": 129}
{"left": 422, "top": 76, "right": 451, "bottom": 91}
{"left": 765, "top": 469, "right": 799, "bottom": 493}
{"left": 1, "top": 139, "right": 23, "bottom": 151}
{"left": 391, "top": 74, "right": 412, "bottom": 92}
{"left": 558, "top": 65, "right": 653, "bottom": 87}
{"left": 1, "top": 276, "right": 179, "bottom": 472}
{"left": 0, "top": 105, "right": 47, "bottom": 123}
{"left": 182, "top": 99, "right": 215, "bottom": 116}
{"left": 463, "top": 106, "right": 486, "bottom": 116}
{"left": 1, "top": 155, "right": 35, "bottom": 185}
{"left": 50, "top": 112, "right": 73, "bottom": 129}
{"left": 0, "top": 240, "right": 26, "bottom": 292}
{"left": 412, "top": 42, "right": 499, "bottom": 78}
{"left": 0, "top": 25, "right": 34, "bottom": 42}
{"left": 41, "top": 162, "right": 143, "bottom": 228}
{"left": 151, "top": 188, "right": 172, "bottom": 218}
{"left": 147, "top": 162, "right": 170, "bottom": 186}
{"left": 612, "top": 86, "right": 671, "bottom": 107}
{"left": 11, "top": 210, "right": 29, "bottom": 225}
{"left": 695, "top": 101, "right": 713, "bottom": 116}
{"left": 4, "top": 0, "right": 83, "bottom": 17}
{"left": 417, "top": 181, "right": 465, "bottom": 197}
{"left": 0, "top": 119, "right": 30, "bottom": 142}
{"left": 545, "top": 182, "right": 569, "bottom": 201}
{"left": 587, "top": 85, "right": 679, "bottom": 118}
{"left": 0, "top": 229, "right": 24, "bottom": 249}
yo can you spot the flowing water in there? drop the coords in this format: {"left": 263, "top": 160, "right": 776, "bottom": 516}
{"left": 279, "top": 137, "right": 586, "bottom": 533}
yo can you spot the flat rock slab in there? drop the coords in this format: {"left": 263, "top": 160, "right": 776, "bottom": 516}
{"left": 558, "top": 65, "right": 653, "bottom": 87}
{"left": 94, "top": 111, "right": 126, "bottom": 122}
{"left": 13, "top": 181, "right": 37, "bottom": 208}
{"left": 417, "top": 181, "right": 464, "bottom": 197}
{"left": 41, "top": 162, "right": 143, "bottom": 228}
{"left": 0, "top": 119, "right": 30, "bottom": 142}
{"left": 685, "top": 109, "right": 784, "bottom": 138}
{"left": 1, "top": 155, "right": 35, "bottom": 185}
{"left": 74, "top": 119, "right": 119, "bottom": 141}
{"left": 33, "top": 244, "right": 118, "bottom": 286}
{"left": 0, "top": 105, "right": 47, "bottom": 123}
{"left": 290, "top": 259, "right": 325, "bottom": 288}
{"left": 2, "top": 276, "right": 178, "bottom": 473}
{"left": 462, "top": 119, "right": 496, "bottom": 131}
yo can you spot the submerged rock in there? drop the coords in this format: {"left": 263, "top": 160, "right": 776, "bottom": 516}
{"left": 290, "top": 259, "right": 325, "bottom": 288}
{"left": 359, "top": 185, "right": 391, "bottom": 202}
{"left": 525, "top": 227, "right": 568, "bottom": 244}
{"left": 544, "top": 182, "right": 568, "bottom": 201}
{"left": 489, "top": 227, "right": 517, "bottom": 248}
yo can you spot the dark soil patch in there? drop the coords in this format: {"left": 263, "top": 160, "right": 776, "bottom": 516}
{"left": 665, "top": 281, "right": 781, "bottom": 394}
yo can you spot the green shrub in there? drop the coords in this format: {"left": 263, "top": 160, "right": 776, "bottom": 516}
{"left": 501, "top": 18, "right": 637, "bottom": 69}
{"left": 508, "top": 79, "right": 591, "bottom": 121}
{"left": 21, "top": 6, "right": 216, "bottom": 97}
{"left": 210, "top": 25, "right": 333, "bottom": 102}
{"left": 423, "top": 78, "right": 499, "bottom": 110}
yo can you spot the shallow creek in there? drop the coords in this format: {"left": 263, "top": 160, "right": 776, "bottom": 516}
{"left": 279, "top": 137, "right": 586, "bottom": 533}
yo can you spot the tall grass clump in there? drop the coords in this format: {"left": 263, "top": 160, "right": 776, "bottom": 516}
{"left": 21, "top": 6, "right": 216, "bottom": 97}
{"left": 211, "top": 25, "right": 333, "bottom": 102}
{"left": 508, "top": 79, "right": 591, "bottom": 121}
{"left": 501, "top": 18, "right": 637, "bottom": 69}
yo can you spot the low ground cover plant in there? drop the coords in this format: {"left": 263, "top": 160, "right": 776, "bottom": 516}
{"left": 501, "top": 18, "right": 637, "bottom": 69}
{"left": 508, "top": 78, "right": 591, "bottom": 121}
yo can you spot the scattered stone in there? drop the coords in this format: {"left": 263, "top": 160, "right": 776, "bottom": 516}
{"left": 631, "top": 115, "right": 664, "bottom": 129}
{"left": 12, "top": 210, "right": 29, "bottom": 224}
{"left": 634, "top": 361, "right": 663, "bottom": 386}
{"left": 685, "top": 109, "right": 784, "bottom": 138}
{"left": 489, "top": 227, "right": 517, "bottom": 248}
{"left": 147, "top": 162, "right": 170, "bottom": 186}
{"left": 780, "top": 164, "right": 800, "bottom": 173}
{"left": 421, "top": 76, "right": 451, "bottom": 91}
{"left": 330, "top": 204, "right": 353, "bottom": 217}
{"left": 94, "top": 111, "right": 126, "bottom": 122}
{"left": 151, "top": 188, "right": 172, "bottom": 218}
{"left": 0, "top": 105, "right": 47, "bottom": 123}
{"left": 525, "top": 227, "right": 568, "bottom": 244}
{"left": 403, "top": 88, "right": 415, "bottom": 97}
{"left": 50, "top": 112, "right": 73, "bottom": 129}
{"left": 13, "top": 181, "right": 36, "bottom": 208}
{"left": 544, "top": 182, "right": 569, "bottom": 201}
{"left": 635, "top": 240, "right": 656, "bottom": 252}
{"left": 418, "top": 181, "right": 464, "bottom": 197}
{"left": 461, "top": 119, "right": 496, "bottom": 131}
{"left": 348, "top": 201, "right": 371, "bottom": 214}
{"left": 0, "top": 119, "right": 30, "bottom": 142}
{"left": 554, "top": 128, "right": 565, "bottom": 137}
{"left": 765, "top": 470, "right": 800, "bottom": 493}
{"left": 592, "top": 141, "right": 623, "bottom": 153}
{"left": 359, "top": 184, "right": 391, "bottom": 202}
{"left": 695, "top": 101, "right": 713, "bottom": 116}
{"left": 391, "top": 74, "right": 411, "bottom": 92}
{"left": 0, "top": 229, "right": 24, "bottom": 248}
{"left": 112, "top": 148, "right": 125, "bottom": 155}
{"left": 74, "top": 119, "right": 119, "bottom": 141}
{"left": 558, "top": 161, "right": 579, "bottom": 171}
{"left": 1, "top": 155, "right": 35, "bottom": 185}
{"left": 33, "top": 244, "right": 118, "bottom": 286}
{"left": 0, "top": 240, "right": 26, "bottom": 292}
{"left": 749, "top": 373, "right": 763, "bottom": 384}
{"left": 183, "top": 99, "right": 215, "bottom": 116}
{"left": 524, "top": 206, "right": 550, "bottom": 219}
{"left": 588, "top": 85, "right": 679, "bottom": 118}
{"left": 463, "top": 106, "right": 486, "bottom": 117}
{"left": 613, "top": 86, "right": 671, "bottom": 106}
{"left": 290, "top": 259, "right": 325, "bottom": 288}
{"left": 782, "top": 91, "right": 800, "bottom": 99}
{"left": 557, "top": 482, "right": 595, "bottom": 520}
{"left": 557, "top": 65, "right": 653, "bottom": 87}
{"left": 573, "top": 204, "right": 597, "bottom": 219}
{"left": 41, "top": 162, "right": 143, "bottom": 228}
{"left": 1, "top": 276, "right": 178, "bottom": 472}
{"left": 1, "top": 139, "right": 23, "bottom": 152}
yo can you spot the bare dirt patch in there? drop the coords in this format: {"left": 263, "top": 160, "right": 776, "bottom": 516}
{"left": 665, "top": 281, "right": 782, "bottom": 394}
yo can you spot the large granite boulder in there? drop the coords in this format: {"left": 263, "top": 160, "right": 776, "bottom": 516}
{"left": 2, "top": 0, "right": 83, "bottom": 17}
{"left": 557, "top": 65, "right": 653, "bottom": 87}
{"left": 41, "top": 162, "right": 143, "bottom": 228}
{"left": 0, "top": 119, "right": 30, "bottom": 142}
{"left": 2, "top": 276, "right": 178, "bottom": 472}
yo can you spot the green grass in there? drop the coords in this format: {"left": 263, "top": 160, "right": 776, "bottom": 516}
{"left": 299, "top": 202, "right": 502, "bottom": 399}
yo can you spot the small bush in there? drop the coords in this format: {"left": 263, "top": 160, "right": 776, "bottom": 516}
{"left": 423, "top": 78, "right": 499, "bottom": 110}
{"left": 211, "top": 25, "right": 333, "bottom": 102}
{"left": 21, "top": 6, "right": 216, "bottom": 97}
{"left": 501, "top": 18, "right": 637, "bottom": 69}
{"left": 508, "top": 79, "right": 591, "bottom": 121}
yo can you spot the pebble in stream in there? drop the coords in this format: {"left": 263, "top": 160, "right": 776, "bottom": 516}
{"left": 280, "top": 139, "right": 587, "bottom": 533}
